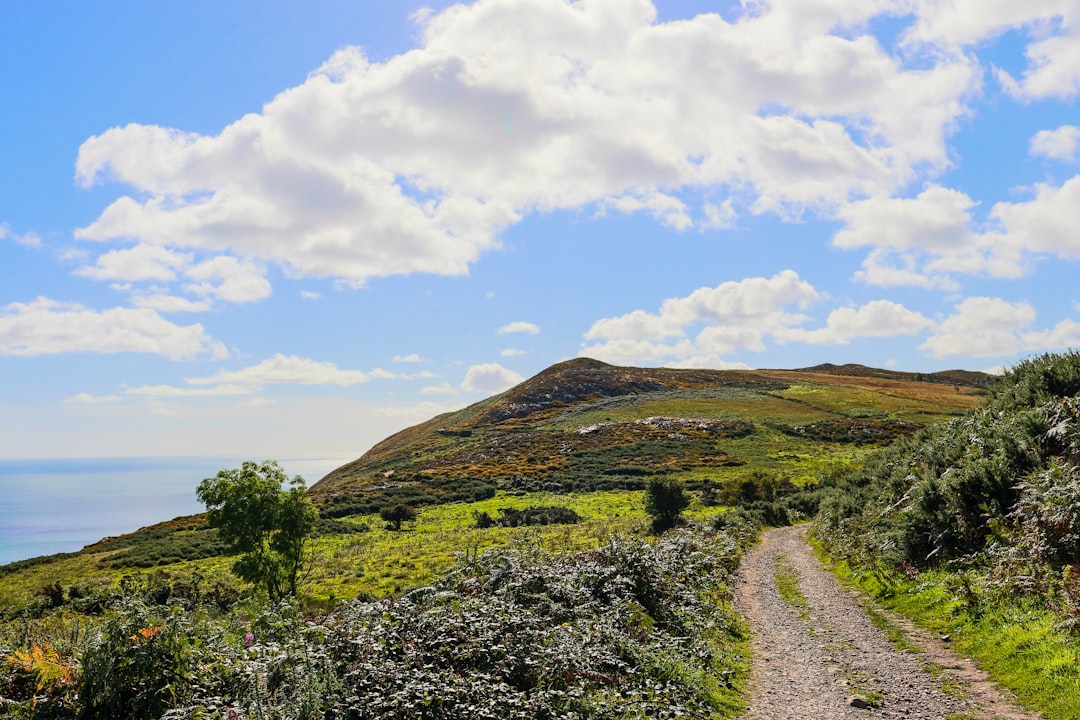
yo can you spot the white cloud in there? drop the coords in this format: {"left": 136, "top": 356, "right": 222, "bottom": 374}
{"left": 581, "top": 270, "right": 820, "bottom": 366}
{"left": 497, "top": 321, "right": 540, "bottom": 335}
{"left": 1026, "top": 318, "right": 1080, "bottom": 350}
{"left": 835, "top": 186, "right": 977, "bottom": 255}
{"left": 461, "top": 363, "right": 524, "bottom": 393}
{"left": 776, "top": 300, "right": 934, "bottom": 344}
{"left": 702, "top": 200, "right": 737, "bottom": 230}
{"left": 183, "top": 256, "right": 271, "bottom": 304}
{"left": 1030, "top": 125, "right": 1080, "bottom": 162}
{"left": 0, "top": 298, "right": 225, "bottom": 359}
{"left": 0, "top": 223, "right": 41, "bottom": 248}
{"left": 131, "top": 293, "right": 214, "bottom": 313}
{"left": 73, "top": 1, "right": 982, "bottom": 284}
{"left": 919, "top": 297, "right": 1036, "bottom": 358}
{"left": 300, "top": 290, "right": 321, "bottom": 300}
{"left": 393, "top": 353, "right": 427, "bottom": 363}
{"left": 986, "top": 176, "right": 1080, "bottom": 261}
{"left": 906, "top": 1, "right": 1080, "bottom": 100}
{"left": 75, "top": 244, "right": 191, "bottom": 282}
{"left": 185, "top": 354, "right": 371, "bottom": 387}
{"left": 500, "top": 347, "right": 526, "bottom": 357}
{"left": 603, "top": 192, "right": 692, "bottom": 230}
{"left": 837, "top": 176, "right": 1080, "bottom": 287}
{"left": 921, "top": 297, "right": 1080, "bottom": 359}
{"left": 67, "top": 393, "right": 122, "bottom": 404}
{"left": 126, "top": 383, "right": 253, "bottom": 398}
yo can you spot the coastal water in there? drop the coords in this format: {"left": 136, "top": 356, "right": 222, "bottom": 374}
{"left": 0, "top": 455, "right": 353, "bottom": 566}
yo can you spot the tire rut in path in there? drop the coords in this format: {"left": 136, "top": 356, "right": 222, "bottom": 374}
{"left": 734, "top": 525, "right": 1039, "bottom": 720}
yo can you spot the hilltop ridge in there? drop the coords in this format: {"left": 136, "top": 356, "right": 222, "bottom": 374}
{"left": 311, "top": 357, "right": 988, "bottom": 515}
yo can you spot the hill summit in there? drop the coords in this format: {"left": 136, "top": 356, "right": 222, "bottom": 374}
{"left": 310, "top": 357, "right": 987, "bottom": 518}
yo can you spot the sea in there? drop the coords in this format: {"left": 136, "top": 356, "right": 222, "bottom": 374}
{"left": 0, "top": 455, "right": 353, "bottom": 566}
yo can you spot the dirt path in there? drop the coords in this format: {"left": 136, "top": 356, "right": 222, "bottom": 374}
{"left": 734, "top": 525, "right": 1040, "bottom": 720}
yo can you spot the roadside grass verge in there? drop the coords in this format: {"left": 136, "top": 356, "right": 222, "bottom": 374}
{"left": 814, "top": 538, "right": 1080, "bottom": 720}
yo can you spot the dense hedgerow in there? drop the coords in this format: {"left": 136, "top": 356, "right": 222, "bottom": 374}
{"left": 817, "top": 350, "right": 1080, "bottom": 597}
{"left": 1, "top": 526, "right": 750, "bottom": 719}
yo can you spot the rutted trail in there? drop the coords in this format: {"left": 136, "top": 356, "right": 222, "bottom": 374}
{"left": 735, "top": 525, "right": 1038, "bottom": 720}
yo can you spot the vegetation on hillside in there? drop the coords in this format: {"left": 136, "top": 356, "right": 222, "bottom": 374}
{"left": 313, "top": 358, "right": 983, "bottom": 517}
{"left": 197, "top": 461, "right": 319, "bottom": 601}
{"left": 815, "top": 350, "right": 1080, "bottom": 719}
{"left": 0, "top": 525, "right": 751, "bottom": 719}
{"left": 0, "top": 357, "right": 998, "bottom": 719}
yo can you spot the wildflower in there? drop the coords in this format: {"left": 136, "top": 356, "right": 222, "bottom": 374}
{"left": 244, "top": 631, "right": 255, "bottom": 647}
{"left": 130, "top": 626, "right": 162, "bottom": 641}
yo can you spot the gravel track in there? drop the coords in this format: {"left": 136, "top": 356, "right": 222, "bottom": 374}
{"left": 734, "top": 525, "right": 1039, "bottom": 720}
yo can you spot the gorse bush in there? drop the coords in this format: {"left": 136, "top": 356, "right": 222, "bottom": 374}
{"left": 817, "top": 350, "right": 1080, "bottom": 598}
{"left": 473, "top": 505, "right": 582, "bottom": 528}
{"left": 2, "top": 526, "right": 750, "bottom": 719}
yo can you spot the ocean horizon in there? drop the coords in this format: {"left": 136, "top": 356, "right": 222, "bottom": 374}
{"left": 0, "top": 455, "right": 354, "bottom": 566}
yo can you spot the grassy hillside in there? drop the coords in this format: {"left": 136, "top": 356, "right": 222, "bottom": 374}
{"left": 311, "top": 357, "right": 984, "bottom": 516}
{"left": 0, "top": 358, "right": 991, "bottom": 719}
{"left": 0, "top": 358, "right": 983, "bottom": 609}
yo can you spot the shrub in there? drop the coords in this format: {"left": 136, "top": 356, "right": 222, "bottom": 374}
{"left": 644, "top": 477, "right": 690, "bottom": 534}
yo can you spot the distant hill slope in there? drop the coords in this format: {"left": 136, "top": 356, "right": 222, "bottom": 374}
{"left": 0, "top": 357, "right": 988, "bottom": 592}
{"left": 311, "top": 357, "right": 987, "bottom": 516}
{"left": 793, "top": 362, "right": 994, "bottom": 389}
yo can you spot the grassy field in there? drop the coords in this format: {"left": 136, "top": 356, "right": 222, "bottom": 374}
{"left": 0, "top": 489, "right": 742, "bottom": 610}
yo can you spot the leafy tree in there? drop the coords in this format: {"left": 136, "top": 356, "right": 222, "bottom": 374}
{"left": 196, "top": 460, "right": 318, "bottom": 601}
{"left": 644, "top": 477, "right": 690, "bottom": 534}
{"left": 379, "top": 503, "right": 417, "bottom": 531}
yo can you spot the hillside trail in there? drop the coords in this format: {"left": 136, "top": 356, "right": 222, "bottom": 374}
{"left": 734, "top": 524, "right": 1041, "bottom": 720}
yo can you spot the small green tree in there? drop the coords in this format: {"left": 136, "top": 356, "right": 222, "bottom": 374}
{"left": 196, "top": 460, "right": 318, "bottom": 601}
{"left": 644, "top": 477, "right": 690, "bottom": 534}
{"left": 379, "top": 503, "right": 417, "bottom": 531}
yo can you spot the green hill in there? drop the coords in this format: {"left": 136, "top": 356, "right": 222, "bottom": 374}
{"left": 311, "top": 357, "right": 985, "bottom": 513}
{"left": 0, "top": 357, "right": 985, "bottom": 608}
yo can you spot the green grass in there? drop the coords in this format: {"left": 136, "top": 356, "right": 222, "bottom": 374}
{"left": 819, "top": 552, "right": 1080, "bottom": 720}
{"left": 773, "top": 554, "right": 810, "bottom": 620}
{"left": 0, "top": 488, "right": 742, "bottom": 609}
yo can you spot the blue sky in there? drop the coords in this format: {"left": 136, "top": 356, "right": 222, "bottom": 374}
{"left": 1, "top": 0, "right": 1078, "bottom": 461}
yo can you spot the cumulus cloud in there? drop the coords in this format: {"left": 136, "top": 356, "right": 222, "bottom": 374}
{"left": 920, "top": 297, "right": 1037, "bottom": 358}
{"left": 905, "top": 0, "right": 1080, "bottom": 100}
{"left": 461, "top": 363, "right": 524, "bottom": 393}
{"left": 73, "top": 0, "right": 987, "bottom": 285}
{"left": 183, "top": 256, "right": 271, "bottom": 304}
{"left": 581, "top": 270, "right": 819, "bottom": 366}
{"left": 1030, "top": 125, "right": 1080, "bottom": 162}
{"left": 0, "top": 298, "right": 225, "bottom": 359}
{"left": 919, "top": 296, "right": 1080, "bottom": 358}
{"left": 74, "top": 246, "right": 271, "bottom": 309}
{"left": 836, "top": 176, "right": 1080, "bottom": 286}
{"left": 500, "top": 347, "right": 526, "bottom": 357}
{"left": 75, "top": 244, "right": 191, "bottom": 282}
{"left": 776, "top": 300, "right": 934, "bottom": 344}
{"left": 497, "top": 321, "right": 540, "bottom": 335}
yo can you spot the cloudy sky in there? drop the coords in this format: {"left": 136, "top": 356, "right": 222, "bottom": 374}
{"left": 2, "top": 0, "right": 1078, "bottom": 461}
